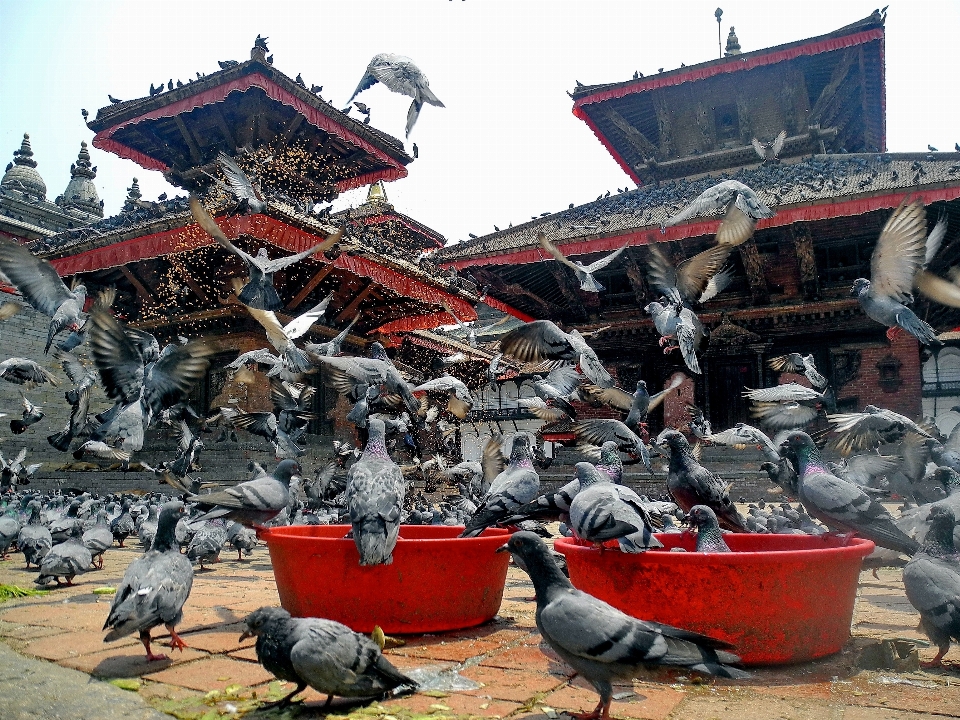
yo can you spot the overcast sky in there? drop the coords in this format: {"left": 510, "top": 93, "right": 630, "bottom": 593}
{"left": 2, "top": 1, "right": 958, "bottom": 245}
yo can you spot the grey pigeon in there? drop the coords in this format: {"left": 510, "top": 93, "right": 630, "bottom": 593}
{"left": 190, "top": 459, "right": 300, "bottom": 527}
{"left": 461, "top": 434, "right": 540, "bottom": 538}
{"left": 499, "top": 532, "right": 749, "bottom": 719}
{"left": 346, "top": 53, "right": 445, "bottom": 137}
{"left": 347, "top": 385, "right": 379, "bottom": 428}
{"left": 35, "top": 524, "right": 91, "bottom": 586}
{"left": 110, "top": 500, "right": 135, "bottom": 547}
{"left": 215, "top": 151, "right": 266, "bottom": 214}
{"left": 232, "top": 410, "right": 304, "bottom": 458}
{"left": 645, "top": 241, "right": 734, "bottom": 307}
{"left": 687, "top": 506, "right": 731, "bottom": 553}
{"left": 413, "top": 374, "right": 474, "bottom": 419}
{"left": 0, "top": 508, "right": 21, "bottom": 559}
{"left": 644, "top": 299, "right": 704, "bottom": 374}
{"left": 662, "top": 179, "right": 774, "bottom": 229}
{"left": 304, "top": 313, "right": 360, "bottom": 357}
{"left": 240, "top": 606, "right": 415, "bottom": 709}
{"left": 526, "top": 365, "right": 581, "bottom": 420}
{"left": 582, "top": 376, "right": 682, "bottom": 435}
{"left": 82, "top": 509, "right": 113, "bottom": 569}
{"left": 229, "top": 524, "right": 258, "bottom": 560}
{"left": 345, "top": 418, "right": 406, "bottom": 565}
{"left": 767, "top": 353, "right": 828, "bottom": 389}
{"left": 655, "top": 429, "right": 746, "bottom": 532}
{"left": 499, "top": 320, "right": 614, "bottom": 388}
{"left": 0, "top": 237, "right": 87, "bottom": 353}
{"left": 780, "top": 432, "right": 920, "bottom": 555}
{"left": 103, "top": 501, "right": 194, "bottom": 661}
{"left": 538, "top": 233, "right": 629, "bottom": 292}
{"left": 10, "top": 392, "right": 42, "bottom": 434}
{"left": 575, "top": 419, "right": 651, "bottom": 472}
{"left": 18, "top": 501, "right": 51, "bottom": 568}
{"left": 138, "top": 505, "right": 159, "bottom": 548}
{"left": 50, "top": 499, "right": 82, "bottom": 543}
{"left": 851, "top": 200, "right": 940, "bottom": 345}
{"left": 311, "top": 353, "right": 419, "bottom": 415}
{"left": 191, "top": 196, "right": 341, "bottom": 311}
{"left": 187, "top": 519, "right": 227, "bottom": 569}
{"left": 569, "top": 462, "right": 662, "bottom": 552}
{"left": 744, "top": 383, "right": 835, "bottom": 430}
{"left": 903, "top": 503, "right": 960, "bottom": 668}
{"left": 752, "top": 130, "right": 787, "bottom": 162}
{"left": 0, "top": 357, "right": 58, "bottom": 386}
{"left": 827, "top": 405, "right": 932, "bottom": 455}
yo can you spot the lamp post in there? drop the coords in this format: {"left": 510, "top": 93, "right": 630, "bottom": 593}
{"left": 715, "top": 8, "right": 723, "bottom": 58}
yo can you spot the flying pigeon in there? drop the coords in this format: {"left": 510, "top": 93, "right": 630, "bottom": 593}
{"left": 499, "top": 532, "right": 749, "bottom": 720}
{"left": 827, "top": 405, "right": 933, "bottom": 455}
{"left": 190, "top": 460, "right": 300, "bottom": 527}
{"left": 644, "top": 300, "right": 704, "bottom": 374}
{"left": 575, "top": 419, "right": 651, "bottom": 472}
{"left": 346, "top": 53, "right": 445, "bottom": 137}
{"left": 103, "top": 501, "right": 194, "bottom": 661}
{"left": 662, "top": 180, "right": 774, "bottom": 230}
{"left": 538, "top": 234, "right": 629, "bottom": 292}
{"left": 581, "top": 376, "right": 683, "bottom": 436}
{"left": 767, "top": 353, "right": 828, "bottom": 389}
{"left": 191, "top": 196, "right": 342, "bottom": 311}
{"left": 345, "top": 418, "right": 406, "bottom": 565}
{"left": 751, "top": 130, "right": 787, "bottom": 162}
{"left": 240, "top": 606, "right": 415, "bottom": 709}
{"left": 500, "top": 320, "right": 613, "bottom": 388}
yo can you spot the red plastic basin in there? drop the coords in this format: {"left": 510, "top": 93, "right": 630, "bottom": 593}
{"left": 261, "top": 525, "right": 510, "bottom": 634}
{"left": 554, "top": 533, "right": 875, "bottom": 665}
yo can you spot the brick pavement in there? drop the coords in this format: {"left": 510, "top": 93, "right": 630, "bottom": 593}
{"left": 0, "top": 540, "right": 959, "bottom": 719}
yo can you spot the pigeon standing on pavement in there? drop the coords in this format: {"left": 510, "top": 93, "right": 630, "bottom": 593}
{"left": 687, "top": 505, "right": 732, "bottom": 553}
{"left": 780, "top": 431, "right": 920, "bottom": 555}
{"left": 500, "top": 532, "right": 748, "bottom": 720}
{"left": 18, "top": 500, "right": 51, "bottom": 568}
{"left": 103, "top": 501, "right": 194, "bottom": 662}
{"left": 902, "top": 504, "right": 960, "bottom": 668}
{"left": 346, "top": 53, "right": 445, "bottom": 137}
{"left": 345, "top": 418, "right": 406, "bottom": 565}
{"left": 190, "top": 459, "right": 300, "bottom": 527}
{"left": 240, "top": 606, "right": 415, "bottom": 709}
{"left": 568, "top": 462, "right": 663, "bottom": 552}
{"left": 35, "top": 523, "right": 92, "bottom": 586}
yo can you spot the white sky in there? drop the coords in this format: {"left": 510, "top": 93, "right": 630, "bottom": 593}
{"left": 2, "top": 1, "right": 958, "bottom": 245}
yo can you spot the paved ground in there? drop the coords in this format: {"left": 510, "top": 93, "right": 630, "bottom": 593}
{"left": 0, "top": 537, "right": 958, "bottom": 720}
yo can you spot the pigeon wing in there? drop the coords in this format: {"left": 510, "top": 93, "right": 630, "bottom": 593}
{"left": 715, "top": 205, "right": 756, "bottom": 247}
{"left": 143, "top": 340, "right": 213, "bottom": 419}
{"left": 771, "top": 130, "right": 787, "bottom": 157}
{"left": 217, "top": 152, "right": 261, "bottom": 203}
{"left": 88, "top": 310, "right": 144, "bottom": 404}
{"left": 0, "top": 238, "right": 75, "bottom": 317}
{"left": 283, "top": 296, "right": 331, "bottom": 339}
{"left": 581, "top": 384, "right": 633, "bottom": 412}
{"left": 870, "top": 199, "right": 928, "bottom": 302}
{"left": 499, "top": 321, "right": 574, "bottom": 363}
{"left": 750, "top": 401, "right": 818, "bottom": 430}
{"left": 582, "top": 243, "right": 629, "bottom": 273}
{"left": 259, "top": 228, "right": 343, "bottom": 273}
{"left": 190, "top": 196, "right": 256, "bottom": 266}
{"left": 539, "top": 233, "right": 586, "bottom": 273}
{"left": 675, "top": 245, "right": 733, "bottom": 305}
{"left": 742, "top": 384, "right": 822, "bottom": 403}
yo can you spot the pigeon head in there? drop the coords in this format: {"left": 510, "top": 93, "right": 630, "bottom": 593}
{"left": 643, "top": 301, "right": 663, "bottom": 315}
{"left": 934, "top": 466, "right": 960, "bottom": 492}
{"left": 274, "top": 459, "right": 302, "bottom": 483}
{"left": 636, "top": 380, "right": 648, "bottom": 392}
{"left": 850, "top": 278, "right": 871, "bottom": 297}
{"left": 239, "top": 606, "right": 291, "bottom": 641}
{"left": 924, "top": 503, "right": 958, "bottom": 552}
{"left": 598, "top": 440, "right": 621, "bottom": 467}
{"left": 655, "top": 428, "right": 687, "bottom": 451}
{"left": 686, "top": 505, "right": 720, "bottom": 530}
{"left": 574, "top": 462, "right": 605, "bottom": 488}
{"left": 779, "top": 430, "right": 815, "bottom": 455}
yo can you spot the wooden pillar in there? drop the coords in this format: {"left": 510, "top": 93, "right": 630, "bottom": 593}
{"left": 791, "top": 224, "right": 820, "bottom": 300}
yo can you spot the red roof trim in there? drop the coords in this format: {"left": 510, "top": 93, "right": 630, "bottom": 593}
{"left": 354, "top": 213, "right": 444, "bottom": 247}
{"left": 376, "top": 311, "right": 466, "bottom": 336}
{"left": 573, "top": 28, "right": 884, "bottom": 110}
{"left": 481, "top": 295, "right": 537, "bottom": 322}
{"left": 91, "top": 73, "right": 408, "bottom": 191}
{"left": 49, "top": 214, "right": 474, "bottom": 318}
{"left": 444, "top": 185, "right": 960, "bottom": 269}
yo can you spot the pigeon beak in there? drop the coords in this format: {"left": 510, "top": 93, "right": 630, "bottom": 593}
{"left": 495, "top": 542, "right": 510, "bottom": 554}
{"left": 239, "top": 629, "right": 253, "bottom": 642}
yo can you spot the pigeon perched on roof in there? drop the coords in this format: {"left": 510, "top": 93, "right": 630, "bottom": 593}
{"left": 191, "top": 196, "right": 342, "bottom": 311}
{"left": 345, "top": 418, "right": 406, "bottom": 566}
{"left": 662, "top": 179, "right": 774, "bottom": 230}
{"left": 346, "top": 53, "right": 445, "bottom": 137}
{"left": 687, "top": 505, "right": 732, "bottom": 553}
{"left": 190, "top": 459, "right": 300, "bottom": 527}
{"left": 538, "top": 234, "right": 629, "bottom": 292}
{"left": 656, "top": 429, "right": 747, "bottom": 532}
{"left": 0, "top": 238, "right": 88, "bottom": 354}
{"left": 103, "top": 501, "right": 194, "bottom": 661}
{"left": 902, "top": 503, "right": 960, "bottom": 668}
{"left": 461, "top": 434, "right": 540, "bottom": 538}
{"left": 500, "top": 320, "right": 613, "bottom": 388}
{"left": 851, "top": 200, "right": 940, "bottom": 345}
{"left": 241, "top": 606, "right": 415, "bottom": 709}
{"left": 779, "top": 431, "right": 920, "bottom": 556}
{"left": 569, "top": 462, "right": 662, "bottom": 552}
{"left": 500, "top": 532, "right": 748, "bottom": 719}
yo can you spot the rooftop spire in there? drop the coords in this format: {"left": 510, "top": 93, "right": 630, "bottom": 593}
{"left": 122, "top": 177, "right": 142, "bottom": 212}
{"left": 13, "top": 134, "right": 37, "bottom": 169}
{"left": 725, "top": 26, "right": 742, "bottom": 56}
{"left": 1, "top": 133, "right": 46, "bottom": 198}
{"left": 57, "top": 141, "right": 102, "bottom": 217}
{"left": 366, "top": 180, "right": 389, "bottom": 205}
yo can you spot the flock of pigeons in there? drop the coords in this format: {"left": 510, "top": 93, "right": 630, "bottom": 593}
{"left": 1, "top": 152, "right": 960, "bottom": 715}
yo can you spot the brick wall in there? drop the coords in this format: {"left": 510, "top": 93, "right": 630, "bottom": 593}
{"left": 834, "top": 333, "right": 922, "bottom": 416}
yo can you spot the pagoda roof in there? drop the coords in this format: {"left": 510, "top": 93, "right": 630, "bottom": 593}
{"left": 433, "top": 153, "right": 960, "bottom": 268}
{"left": 570, "top": 12, "right": 886, "bottom": 184}
{"left": 87, "top": 46, "right": 412, "bottom": 194}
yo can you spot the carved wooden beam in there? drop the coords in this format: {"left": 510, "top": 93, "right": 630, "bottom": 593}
{"left": 282, "top": 114, "right": 305, "bottom": 143}
{"left": 286, "top": 263, "right": 336, "bottom": 310}
{"left": 119, "top": 267, "right": 152, "bottom": 305}
{"left": 791, "top": 224, "right": 820, "bottom": 300}
{"left": 173, "top": 116, "right": 204, "bottom": 165}
{"left": 622, "top": 248, "right": 650, "bottom": 306}
{"left": 546, "top": 262, "right": 589, "bottom": 321}
{"left": 602, "top": 108, "right": 659, "bottom": 160}
{"left": 209, "top": 105, "right": 238, "bottom": 152}
{"left": 133, "top": 306, "right": 243, "bottom": 330}
{"left": 471, "top": 267, "right": 562, "bottom": 317}
{"left": 738, "top": 239, "right": 769, "bottom": 305}
{"left": 335, "top": 282, "right": 375, "bottom": 323}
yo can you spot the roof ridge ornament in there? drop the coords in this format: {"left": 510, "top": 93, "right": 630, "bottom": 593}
{"left": 725, "top": 26, "right": 742, "bottom": 56}
{"left": 13, "top": 133, "right": 37, "bottom": 168}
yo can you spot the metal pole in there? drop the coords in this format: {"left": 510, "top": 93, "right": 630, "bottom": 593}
{"left": 715, "top": 8, "right": 724, "bottom": 58}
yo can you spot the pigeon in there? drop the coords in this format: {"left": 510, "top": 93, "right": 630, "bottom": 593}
{"left": 850, "top": 200, "right": 940, "bottom": 345}
{"left": 214, "top": 151, "right": 266, "bottom": 215}
{"left": 0, "top": 508, "right": 20, "bottom": 559}
{"left": 110, "top": 500, "right": 136, "bottom": 547}
{"left": 655, "top": 429, "right": 747, "bottom": 532}
{"left": 413, "top": 374, "right": 474, "bottom": 419}
{"left": 47, "top": 350, "right": 96, "bottom": 451}
{"left": 346, "top": 53, "right": 445, "bottom": 137}
{"left": 902, "top": 503, "right": 960, "bottom": 668}
{"left": 744, "top": 383, "right": 835, "bottom": 430}
{"left": 311, "top": 353, "right": 419, "bottom": 415}
{"left": 11, "top": 392, "right": 42, "bottom": 434}
{"left": 779, "top": 431, "right": 920, "bottom": 555}
{"left": 827, "top": 405, "right": 932, "bottom": 455}
{"left": 526, "top": 365, "right": 581, "bottom": 420}
{"left": 82, "top": 509, "right": 114, "bottom": 569}
{"left": 767, "top": 353, "right": 828, "bottom": 389}
{"left": 345, "top": 418, "right": 406, "bottom": 565}
{"left": 499, "top": 532, "right": 749, "bottom": 720}
{"left": 187, "top": 520, "right": 227, "bottom": 570}
{"left": 0, "top": 238, "right": 87, "bottom": 354}
{"left": 191, "top": 196, "right": 342, "bottom": 311}
{"left": 240, "top": 607, "right": 415, "bottom": 709}
{"left": 581, "top": 376, "right": 683, "bottom": 435}
{"left": 461, "top": 434, "right": 540, "bottom": 538}
{"left": 18, "top": 501, "right": 51, "bottom": 568}
{"left": 190, "top": 460, "right": 300, "bottom": 527}
{"left": 35, "top": 524, "right": 91, "bottom": 586}
{"left": 303, "top": 313, "right": 360, "bottom": 358}
{"left": 103, "top": 501, "right": 194, "bottom": 661}
{"left": 752, "top": 130, "right": 787, "bottom": 162}
{"left": 108, "top": 94, "right": 123, "bottom": 103}
{"left": 538, "top": 234, "right": 629, "bottom": 292}
{"left": 645, "top": 234, "right": 737, "bottom": 305}
{"left": 644, "top": 300, "right": 704, "bottom": 374}
{"left": 662, "top": 180, "right": 774, "bottom": 229}
{"left": 138, "top": 505, "right": 159, "bottom": 549}
{"left": 568, "top": 462, "right": 662, "bottom": 552}
{"left": 0, "top": 357, "right": 58, "bottom": 386}
{"left": 575, "top": 419, "right": 651, "bottom": 471}
{"left": 500, "top": 320, "right": 613, "bottom": 388}
{"left": 229, "top": 524, "right": 258, "bottom": 560}
{"left": 687, "top": 506, "right": 732, "bottom": 553}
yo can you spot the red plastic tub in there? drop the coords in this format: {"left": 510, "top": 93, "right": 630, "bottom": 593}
{"left": 554, "top": 532, "right": 875, "bottom": 665}
{"left": 261, "top": 525, "right": 510, "bottom": 634}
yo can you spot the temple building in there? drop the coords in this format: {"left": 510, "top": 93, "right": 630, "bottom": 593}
{"left": 0, "top": 134, "right": 103, "bottom": 242}
{"left": 434, "top": 11, "right": 960, "bottom": 437}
